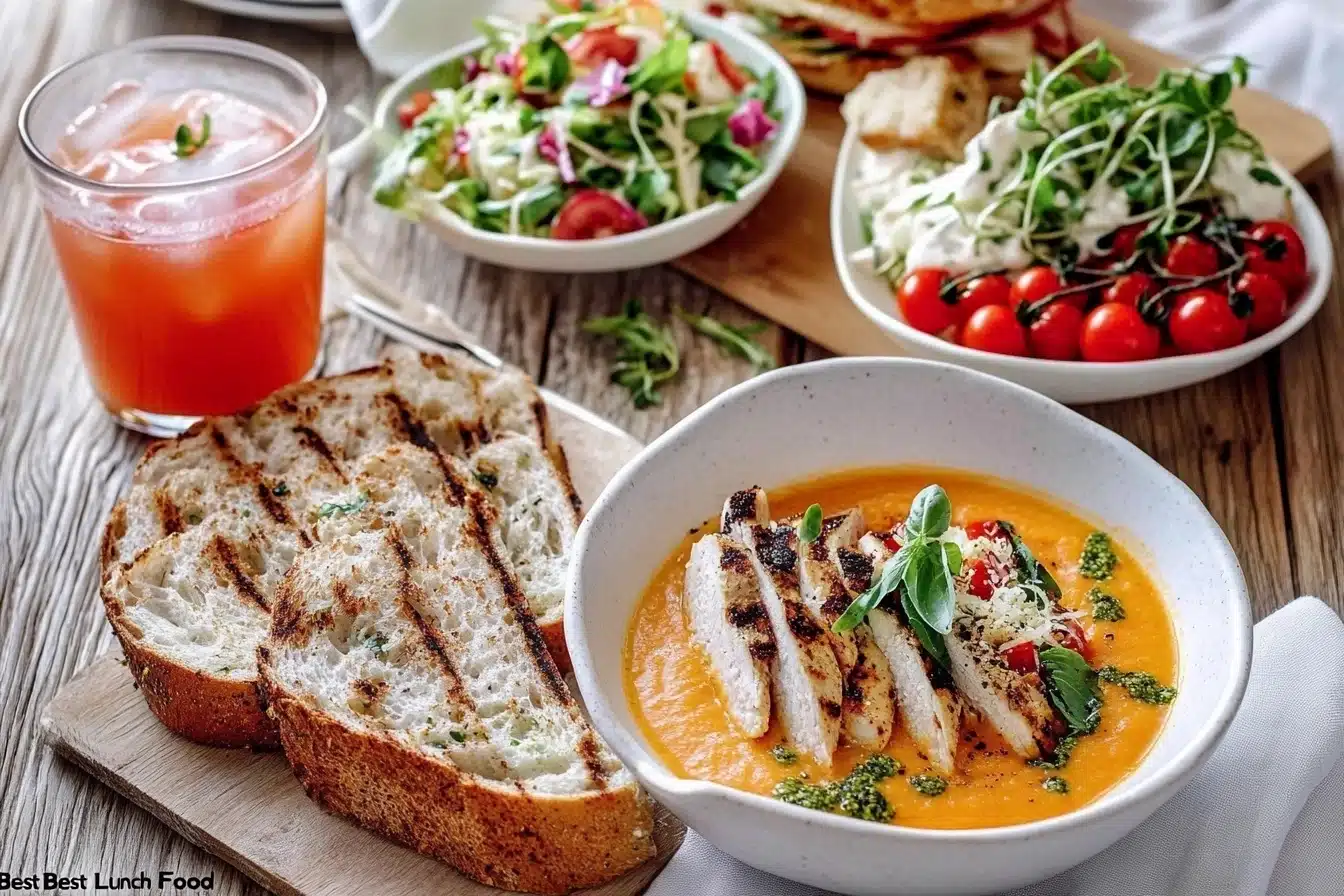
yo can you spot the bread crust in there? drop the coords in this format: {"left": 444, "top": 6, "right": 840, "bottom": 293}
{"left": 259, "top": 659, "right": 654, "bottom": 895}
{"left": 769, "top": 40, "right": 909, "bottom": 95}
{"left": 103, "top": 593, "right": 279, "bottom": 749}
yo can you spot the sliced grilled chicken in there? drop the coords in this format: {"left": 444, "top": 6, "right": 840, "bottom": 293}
{"left": 943, "top": 620, "right": 1060, "bottom": 759}
{"left": 854, "top": 532, "right": 963, "bottom": 773}
{"left": 684, "top": 533, "right": 776, "bottom": 738}
{"left": 722, "top": 488, "right": 843, "bottom": 767}
{"left": 786, "top": 508, "right": 896, "bottom": 750}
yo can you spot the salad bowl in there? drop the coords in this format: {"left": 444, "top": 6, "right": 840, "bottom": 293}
{"left": 566, "top": 357, "right": 1252, "bottom": 895}
{"left": 831, "top": 129, "right": 1333, "bottom": 406}
{"left": 333, "top": 9, "right": 805, "bottom": 273}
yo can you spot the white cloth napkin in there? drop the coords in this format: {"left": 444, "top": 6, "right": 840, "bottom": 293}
{"left": 646, "top": 597, "right": 1344, "bottom": 896}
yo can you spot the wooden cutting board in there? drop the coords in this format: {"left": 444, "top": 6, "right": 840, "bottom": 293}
{"left": 676, "top": 15, "right": 1335, "bottom": 357}
{"left": 39, "top": 396, "right": 685, "bottom": 896}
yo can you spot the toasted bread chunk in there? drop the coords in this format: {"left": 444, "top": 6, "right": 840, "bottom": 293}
{"left": 258, "top": 456, "right": 652, "bottom": 894}
{"left": 100, "top": 346, "right": 582, "bottom": 747}
{"left": 722, "top": 488, "right": 843, "bottom": 767}
{"left": 841, "top": 55, "right": 989, "bottom": 159}
{"left": 684, "top": 533, "right": 776, "bottom": 737}
{"left": 855, "top": 532, "right": 963, "bottom": 772}
{"left": 786, "top": 509, "right": 896, "bottom": 750}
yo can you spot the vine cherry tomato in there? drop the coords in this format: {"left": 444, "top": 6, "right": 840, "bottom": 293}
{"left": 960, "top": 305, "right": 1028, "bottom": 356}
{"left": 1233, "top": 271, "right": 1289, "bottom": 337}
{"left": 566, "top": 27, "right": 641, "bottom": 67}
{"left": 709, "top": 41, "right": 751, "bottom": 91}
{"left": 956, "top": 274, "right": 1012, "bottom": 323}
{"left": 1009, "top": 266, "right": 1066, "bottom": 312}
{"left": 897, "top": 268, "right": 957, "bottom": 335}
{"left": 1245, "top": 220, "right": 1308, "bottom": 295}
{"left": 1102, "top": 272, "right": 1155, "bottom": 309}
{"left": 1055, "top": 619, "right": 1093, "bottom": 661}
{"left": 1163, "top": 235, "right": 1220, "bottom": 277}
{"left": 551, "top": 190, "right": 647, "bottom": 240}
{"left": 1168, "top": 288, "right": 1249, "bottom": 354}
{"left": 1027, "top": 302, "right": 1085, "bottom": 361}
{"left": 1079, "top": 304, "right": 1161, "bottom": 362}
{"left": 1003, "top": 641, "right": 1039, "bottom": 674}
{"left": 964, "top": 558, "right": 995, "bottom": 599}
{"left": 1101, "top": 222, "right": 1146, "bottom": 263}
{"left": 396, "top": 91, "right": 434, "bottom": 129}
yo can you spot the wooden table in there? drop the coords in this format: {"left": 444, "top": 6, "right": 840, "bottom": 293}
{"left": 0, "top": 1, "right": 1340, "bottom": 892}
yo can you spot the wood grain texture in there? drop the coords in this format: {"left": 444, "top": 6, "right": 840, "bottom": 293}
{"left": 1, "top": 0, "right": 1341, "bottom": 893}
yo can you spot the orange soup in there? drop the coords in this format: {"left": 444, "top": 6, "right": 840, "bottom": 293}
{"left": 624, "top": 468, "right": 1178, "bottom": 829}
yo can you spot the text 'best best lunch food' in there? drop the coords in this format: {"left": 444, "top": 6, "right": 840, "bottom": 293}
{"left": 373, "top": 0, "right": 781, "bottom": 240}
{"left": 846, "top": 41, "right": 1312, "bottom": 362}
{"left": 626, "top": 469, "right": 1177, "bottom": 828}
{"left": 99, "top": 346, "right": 654, "bottom": 895}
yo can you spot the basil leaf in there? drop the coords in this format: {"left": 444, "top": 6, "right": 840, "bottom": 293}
{"left": 628, "top": 32, "right": 690, "bottom": 95}
{"left": 1250, "top": 166, "right": 1283, "bottom": 186}
{"left": 906, "top": 485, "right": 951, "bottom": 539}
{"left": 832, "top": 541, "right": 912, "bottom": 633}
{"left": 1039, "top": 647, "right": 1101, "bottom": 734}
{"left": 941, "top": 541, "right": 962, "bottom": 576}
{"left": 902, "top": 590, "right": 950, "bottom": 671}
{"left": 798, "top": 504, "right": 823, "bottom": 543}
{"left": 997, "top": 520, "right": 1061, "bottom": 599}
{"left": 902, "top": 544, "right": 954, "bottom": 635}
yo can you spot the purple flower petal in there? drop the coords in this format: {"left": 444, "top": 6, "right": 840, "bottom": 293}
{"left": 537, "top": 123, "right": 577, "bottom": 184}
{"left": 463, "top": 56, "right": 482, "bottom": 83}
{"left": 495, "top": 50, "right": 519, "bottom": 76}
{"left": 570, "top": 59, "right": 631, "bottom": 108}
{"left": 453, "top": 128, "right": 471, "bottom": 157}
{"left": 728, "top": 98, "right": 777, "bottom": 148}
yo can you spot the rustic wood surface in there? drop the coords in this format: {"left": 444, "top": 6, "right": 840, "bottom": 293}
{"left": 0, "top": 1, "right": 1339, "bottom": 894}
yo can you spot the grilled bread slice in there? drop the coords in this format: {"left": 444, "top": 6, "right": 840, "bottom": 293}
{"left": 855, "top": 532, "right": 963, "bottom": 772}
{"left": 684, "top": 533, "right": 777, "bottom": 738}
{"left": 786, "top": 509, "right": 896, "bottom": 750}
{"left": 722, "top": 488, "right": 843, "bottom": 767}
{"left": 99, "top": 346, "right": 581, "bottom": 748}
{"left": 841, "top": 55, "right": 990, "bottom": 159}
{"left": 258, "top": 446, "right": 653, "bottom": 895}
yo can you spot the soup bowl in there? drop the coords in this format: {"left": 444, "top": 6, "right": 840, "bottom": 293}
{"left": 565, "top": 357, "right": 1252, "bottom": 896}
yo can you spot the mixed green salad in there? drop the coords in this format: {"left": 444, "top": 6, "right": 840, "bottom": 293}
{"left": 372, "top": 0, "right": 781, "bottom": 240}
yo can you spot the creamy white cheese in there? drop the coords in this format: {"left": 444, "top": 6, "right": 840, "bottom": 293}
{"left": 686, "top": 40, "right": 737, "bottom": 105}
{"left": 1209, "top": 147, "right": 1289, "bottom": 220}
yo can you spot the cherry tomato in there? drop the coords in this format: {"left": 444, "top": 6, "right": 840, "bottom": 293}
{"left": 1102, "top": 222, "right": 1146, "bottom": 263}
{"left": 1055, "top": 619, "right": 1093, "bottom": 661}
{"left": 396, "top": 91, "right": 434, "bottom": 129}
{"left": 551, "top": 190, "right": 647, "bottom": 240}
{"left": 1079, "top": 304, "right": 1162, "bottom": 362}
{"left": 882, "top": 534, "right": 902, "bottom": 553}
{"left": 1003, "top": 642, "right": 1039, "bottom": 674}
{"left": 709, "top": 41, "right": 750, "bottom": 92}
{"left": 1245, "top": 220, "right": 1308, "bottom": 295}
{"left": 1102, "top": 272, "right": 1155, "bottom": 309}
{"left": 566, "top": 27, "right": 640, "bottom": 67}
{"left": 1168, "top": 288, "right": 1249, "bottom": 354}
{"left": 956, "top": 274, "right": 1012, "bottom": 323}
{"left": 964, "top": 520, "right": 1004, "bottom": 542}
{"left": 1009, "top": 266, "right": 1064, "bottom": 313}
{"left": 1027, "top": 302, "right": 1085, "bottom": 361}
{"left": 960, "top": 305, "right": 1028, "bottom": 356}
{"left": 1163, "top": 235, "right": 1220, "bottom": 277}
{"left": 964, "top": 558, "right": 995, "bottom": 600}
{"left": 897, "top": 268, "right": 958, "bottom": 335}
{"left": 1233, "top": 271, "right": 1289, "bottom": 338}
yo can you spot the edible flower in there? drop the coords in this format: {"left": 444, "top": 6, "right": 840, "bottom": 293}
{"left": 453, "top": 128, "right": 472, "bottom": 158}
{"left": 569, "top": 59, "right": 631, "bottom": 108}
{"left": 537, "top": 122, "right": 577, "bottom": 184}
{"left": 495, "top": 50, "right": 520, "bottom": 76}
{"left": 728, "top": 98, "right": 776, "bottom": 148}
{"left": 462, "top": 55, "right": 482, "bottom": 83}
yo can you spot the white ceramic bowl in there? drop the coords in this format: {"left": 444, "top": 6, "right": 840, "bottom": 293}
{"left": 831, "top": 128, "right": 1333, "bottom": 404}
{"left": 335, "top": 10, "right": 805, "bottom": 273}
{"left": 566, "top": 357, "right": 1252, "bottom": 896}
